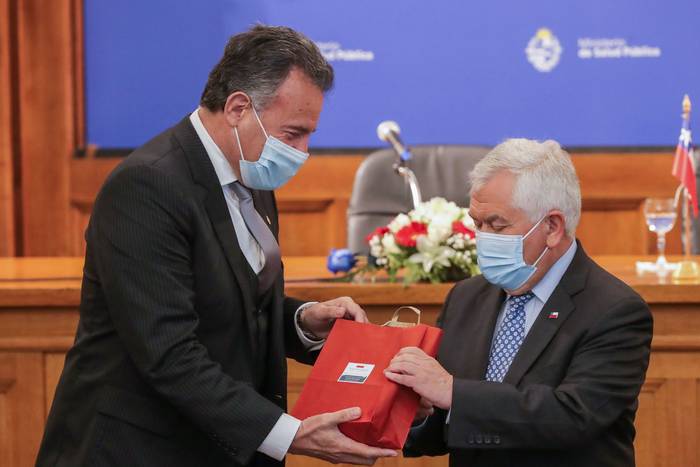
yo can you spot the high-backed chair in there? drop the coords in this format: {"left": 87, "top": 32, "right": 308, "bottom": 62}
{"left": 347, "top": 145, "right": 490, "bottom": 254}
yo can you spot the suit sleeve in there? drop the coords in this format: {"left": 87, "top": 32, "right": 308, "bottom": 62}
{"left": 447, "top": 295, "right": 653, "bottom": 450}
{"left": 282, "top": 294, "right": 319, "bottom": 364}
{"left": 91, "top": 165, "right": 283, "bottom": 465}
{"left": 268, "top": 191, "right": 319, "bottom": 364}
{"left": 403, "top": 285, "right": 459, "bottom": 457}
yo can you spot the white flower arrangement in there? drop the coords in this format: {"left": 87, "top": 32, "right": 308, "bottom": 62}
{"left": 365, "top": 197, "right": 480, "bottom": 284}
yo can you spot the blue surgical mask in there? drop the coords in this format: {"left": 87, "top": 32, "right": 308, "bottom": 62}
{"left": 475, "top": 216, "right": 549, "bottom": 291}
{"left": 234, "top": 104, "right": 309, "bottom": 190}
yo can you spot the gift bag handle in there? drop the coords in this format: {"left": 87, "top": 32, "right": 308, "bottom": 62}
{"left": 383, "top": 306, "right": 421, "bottom": 328}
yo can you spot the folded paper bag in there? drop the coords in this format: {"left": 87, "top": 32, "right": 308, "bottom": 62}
{"left": 291, "top": 307, "right": 442, "bottom": 449}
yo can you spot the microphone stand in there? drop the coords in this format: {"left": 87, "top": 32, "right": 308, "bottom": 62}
{"left": 393, "top": 159, "right": 422, "bottom": 210}
{"left": 378, "top": 121, "right": 423, "bottom": 209}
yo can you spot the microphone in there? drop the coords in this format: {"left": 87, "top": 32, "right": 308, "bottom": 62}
{"left": 377, "top": 120, "right": 412, "bottom": 162}
{"left": 375, "top": 120, "right": 422, "bottom": 208}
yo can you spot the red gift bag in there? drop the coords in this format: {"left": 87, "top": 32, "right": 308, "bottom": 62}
{"left": 291, "top": 307, "right": 443, "bottom": 449}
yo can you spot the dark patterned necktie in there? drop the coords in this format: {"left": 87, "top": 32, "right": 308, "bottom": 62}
{"left": 485, "top": 292, "right": 535, "bottom": 382}
{"left": 229, "top": 181, "right": 281, "bottom": 294}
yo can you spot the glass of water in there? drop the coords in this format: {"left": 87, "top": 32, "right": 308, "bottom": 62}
{"left": 643, "top": 198, "right": 677, "bottom": 273}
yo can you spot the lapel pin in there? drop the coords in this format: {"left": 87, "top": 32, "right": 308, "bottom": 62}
{"left": 548, "top": 311, "right": 559, "bottom": 319}
{"left": 266, "top": 215, "right": 272, "bottom": 225}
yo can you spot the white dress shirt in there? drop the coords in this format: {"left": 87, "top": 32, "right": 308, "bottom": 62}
{"left": 189, "top": 109, "right": 323, "bottom": 461}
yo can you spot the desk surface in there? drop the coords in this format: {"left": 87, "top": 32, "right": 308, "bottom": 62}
{"left": 1, "top": 256, "right": 700, "bottom": 307}
{"left": 1, "top": 258, "right": 697, "bottom": 467}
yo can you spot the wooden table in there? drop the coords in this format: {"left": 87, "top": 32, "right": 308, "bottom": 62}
{"left": 1, "top": 256, "right": 700, "bottom": 467}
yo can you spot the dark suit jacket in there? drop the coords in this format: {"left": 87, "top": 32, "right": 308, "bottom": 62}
{"left": 36, "top": 117, "right": 315, "bottom": 467}
{"left": 405, "top": 243, "right": 653, "bottom": 467}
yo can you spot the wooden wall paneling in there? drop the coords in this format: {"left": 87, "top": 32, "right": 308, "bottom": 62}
{"left": 277, "top": 197, "right": 336, "bottom": 256}
{"left": 0, "top": 0, "right": 17, "bottom": 256}
{"left": 43, "top": 353, "right": 66, "bottom": 420}
{"left": 70, "top": 155, "right": 114, "bottom": 255}
{"left": 70, "top": 0, "right": 85, "bottom": 148}
{"left": 0, "top": 352, "right": 46, "bottom": 467}
{"left": 634, "top": 379, "right": 663, "bottom": 467}
{"left": 574, "top": 152, "right": 682, "bottom": 255}
{"left": 276, "top": 155, "right": 362, "bottom": 255}
{"left": 0, "top": 366, "right": 10, "bottom": 467}
{"left": 664, "top": 379, "right": 697, "bottom": 465}
{"left": 16, "top": 0, "right": 83, "bottom": 255}
{"left": 2, "top": 257, "right": 700, "bottom": 466}
{"left": 643, "top": 351, "right": 700, "bottom": 467}
{"left": 577, "top": 199, "right": 644, "bottom": 255}
{"left": 68, "top": 152, "right": 685, "bottom": 257}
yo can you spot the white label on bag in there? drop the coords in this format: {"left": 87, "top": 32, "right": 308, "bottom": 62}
{"left": 338, "top": 362, "right": 375, "bottom": 384}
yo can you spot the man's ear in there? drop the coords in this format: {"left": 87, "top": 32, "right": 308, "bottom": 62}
{"left": 545, "top": 210, "right": 567, "bottom": 248}
{"left": 223, "top": 92, "right": 251, "bottom": 128}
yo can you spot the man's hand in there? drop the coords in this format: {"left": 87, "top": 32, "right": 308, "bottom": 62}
{"left": 289, "top": 407, "right": 397, "bottom": 465}
{"left": 300, "top": 296, "right": 368, "bottom": 339}
{"left": 415, "top": 397, "right": 434, "bottom": 422}
{"left": 384, "top": 347, "right": 453, "bottom": 410}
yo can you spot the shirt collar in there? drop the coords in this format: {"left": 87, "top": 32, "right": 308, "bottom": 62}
{"left": 530, "top": 239, "right": 578, "bottom": 304}
{"left": 189, "top": 108, "right": 238, "bottom": 186}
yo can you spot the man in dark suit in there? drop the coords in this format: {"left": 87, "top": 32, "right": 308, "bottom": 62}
{"left": 36, "top": 26, "right": 396, "bottom": 467}
{"left": 385, "top": 139, "right": 653, "bottom": 466}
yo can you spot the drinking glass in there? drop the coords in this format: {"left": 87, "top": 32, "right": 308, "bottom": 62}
{"left": 643, "top": 198, "right": 677, "bottom": 273}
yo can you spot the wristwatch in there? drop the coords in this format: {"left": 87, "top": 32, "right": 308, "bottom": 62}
{"left": 296, "top": 304, "right": 322, "bottom": 341}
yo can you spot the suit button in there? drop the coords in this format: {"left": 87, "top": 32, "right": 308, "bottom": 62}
{"left": 493, "top": 435, "right": 501, "bottom": 445}
{"left": 484, "top": 434, "right": 492, "bottom": 444}
{"left": 475, "top": 434, "right": 483, "bottom": 444}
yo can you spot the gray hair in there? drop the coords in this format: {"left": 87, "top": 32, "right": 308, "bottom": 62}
{"left": 469, "top": 138, "right": 581, "bottom": 235}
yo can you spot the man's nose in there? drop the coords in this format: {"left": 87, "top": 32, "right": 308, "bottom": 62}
{"left": 295, "top": 136, "right": 311, "bottom": 153}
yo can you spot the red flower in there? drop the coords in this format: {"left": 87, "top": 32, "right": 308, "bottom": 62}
{"left": 395, "top": 222, "right": 428, "bottom": 248}
{"left": 365, "top": 226, "right": 390, "bottom": 243}
{"left": 452, "top": 220, "right": 475, "bottom": 239}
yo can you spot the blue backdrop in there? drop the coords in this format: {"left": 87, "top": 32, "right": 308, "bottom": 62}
{"left": 84, "top": 0, "right": 700, "bottom": 149}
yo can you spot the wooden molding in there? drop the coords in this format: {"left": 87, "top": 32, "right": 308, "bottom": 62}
{"left": 651, "top": 336, "right": 700, "bottom": 351}
{"left": 70, "top": 196, "right": 97, "bottom": 212}
{"left": 581, "top": 197, "right": 644, "bottom": 211}
{"left": 0, "top": 256, "right": 699, "bottom": 467}
{"left": 64, "top": 152, "right": 683, "bottom": 257}
{"left": 640, "top": 378, "right": 665, "bottom": 393}
{"left": 0, "top": 377, "right": 15, "bottom": 393}
{"left": 0, "top": 0, "right": 17, "bottom": 256}
{"left": 0, "top": 353, "right": 46, "bottom": 466}
{"left": 277, "top": 198, "right": 335, "bottom": 213}
{"left": 0, "top": 290, "right": 81, "bottom": 308}
{"left": 16, "top": 0, "right": 84, "bottom": 255}
{"left": 0, "top": 337, "right": 75, "bottom": 352}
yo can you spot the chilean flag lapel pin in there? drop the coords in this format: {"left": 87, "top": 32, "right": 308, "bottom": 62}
{"left": 548, "top": 311, "right": 559, "bottom": 319}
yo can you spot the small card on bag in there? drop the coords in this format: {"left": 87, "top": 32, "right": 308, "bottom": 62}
{"left": 338, "top": 362, "right": 376, "bottom": 384}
